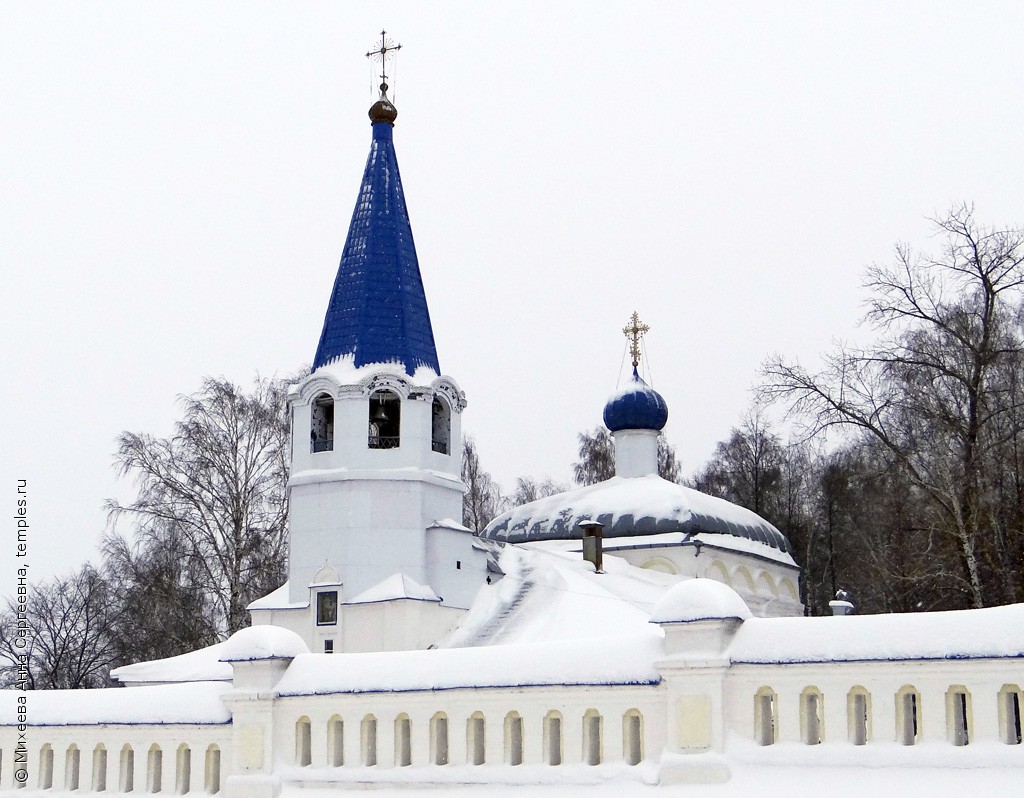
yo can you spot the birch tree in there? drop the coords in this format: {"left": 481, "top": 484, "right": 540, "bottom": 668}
{"left": 761, "top": 206, "right": 1024, "bottom": 608}
{"left": 462, "top": 436, "right": 502, "bottom": 532}
{"left": 107, "top": 376, "right": 290, "bottom": 636}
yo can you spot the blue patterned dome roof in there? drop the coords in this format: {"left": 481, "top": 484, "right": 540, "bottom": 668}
{"left": 603, "top": 368, "right": 669, "bottom": 432}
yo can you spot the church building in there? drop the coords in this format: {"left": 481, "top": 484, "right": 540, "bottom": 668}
{"left": 1, "top": 54, "right": 1021, "bottom": 797}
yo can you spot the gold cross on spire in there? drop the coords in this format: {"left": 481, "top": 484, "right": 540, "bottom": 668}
{"left": 623, "top": 311, "right": 650, "bottom": 368}
{"left": 366, "top": 30, "right": 402, "bottom": 91}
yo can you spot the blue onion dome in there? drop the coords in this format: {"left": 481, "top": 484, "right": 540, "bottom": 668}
{"left": 603, "top": 368, "right": 669, "bottom": 432}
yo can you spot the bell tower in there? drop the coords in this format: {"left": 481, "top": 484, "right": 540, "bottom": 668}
{"left": 250, "top": 37, "right": 487, "bottom": 652}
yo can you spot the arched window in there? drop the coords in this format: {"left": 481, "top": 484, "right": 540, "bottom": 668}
{"left": 119, "top": 745, "right": 135, "bottom": 793}
{"left": 430, "top": 712, "right": 449, "bottom": 765}
{"left": 38, "top": 744, "right": 53, "bottom": 789}
{"left": 146, "top": 744, "right": 163, "bottom": 793}
{"left": 175, "top": 743, "right": 191, "bottom": 793}
{"left": 543, "top": 711, "right": 563, "bottom": 765}
{"left": 847, "top": 687, "right": 871, "bottom": 745}
{"left": 368, "top": 390, "right": 401, "bottom": 449}
{"left": 999, "top": 685, "right": 1023, "bottom": 745}
{"left": 706, "top": 560, "right": 731, "bottom": 586}
{"left": 623, "top": 709, "right": 643, "bottom": 765}
{"left": 800, "top": 687, "right": 823, "bottom": 745}
{"left": 947, "top": 686, "right": 971, "bottom": 746}
{"left": 639, "top": 556, "right": 678, "bottom": 575}
{"left": 431, "top": 397, "right": 451, "bottom": 454}
{"left": 204, "top": 745, "right": 221, "bottom": 794}
{"left": 328, "top": 715, "right": 344, "bottom": 767}
{"left": 361, "top": 715, "right": 378, "bottom": 767}
{"left": 756, "top": 571, "right": 778, "bottom": 600}
{"left": 754, "top": 687, "right": 777, "bottom": 745}
{"left": 504, "top": 712, "right": 523, "bottom": 766}
{"left": 64, "top": 744, "right": 81, "bottom": 791}
{"left": 467, "top": 712, "right": 485, "bottom": 765}
{"left": 896, "top": 685, "right": 921, "bottom": 745}
{"left": 733, "top": 566, "right": 755, "bottom": 595}
{"left": 296, "top": 717, "right": 312, "bottom": 766}
{"left": 583, "top": 709, "right": 602, "bottom": 765}
{"left": 395, "top": 714, "right": 412, "bottom": 766}
{"left": 311, "top": 392, "right": 335, "bottom": 452}
{"left": 92, "top": 744, "right": 107, "bottom": 792}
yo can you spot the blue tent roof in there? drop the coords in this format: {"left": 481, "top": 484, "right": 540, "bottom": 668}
{"left": 313, "top": 120, "right": 440, "bottom": 375}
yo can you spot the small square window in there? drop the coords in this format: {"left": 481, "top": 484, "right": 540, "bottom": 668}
{"left": 456, "top": 560, "right": 461, "bottom": 570}
{"left": 324, "top": 639, "right": 334, "bottom": 654}
{"left": 317, "top": 591, "right": 338, "bottom": 625}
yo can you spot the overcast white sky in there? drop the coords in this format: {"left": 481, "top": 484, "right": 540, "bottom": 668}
{"left": 3, "top": 2, "right": 1023, "bottom": 599}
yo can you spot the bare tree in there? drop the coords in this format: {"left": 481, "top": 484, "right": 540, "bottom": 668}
{"left": 107, "top": 376, "right": 290, "bottom": 636}
{"left": 508, "top": 476, "right": 567, "bottom": 506}
{"left": 462, "top": 436, "right": 503, "bottom": 532}
{"left": 573, "top": 426, "right": 682, "bottom": 485}
{"left": 658, "top": 436, "right": 682, "bottom": 483}
{"left": 0, "top": 566, "right": 119, "bottom": 689}
{"left": 761, "top": 205, "right": 1024, "bottom": 608}
{"left": 691, "top": 411, "right": 785, "bottom": 519}
{"left": 102, "top": 522, "right": 220, "bottom": 666}
{"left": 573, "top": 427, "right": 616, "bottom": 485}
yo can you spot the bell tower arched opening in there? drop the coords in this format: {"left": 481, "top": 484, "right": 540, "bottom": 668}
{"left": 369, "top": 390, "right": 401, "bottom": 449}
{"left": 311, "top": 393, "right": 334, "bottom": 452}
{"left": 432, "top": 397, "right": 451, "bottom": 454}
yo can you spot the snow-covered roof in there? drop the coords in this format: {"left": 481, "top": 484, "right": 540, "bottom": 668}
{"left": 273, "top": 544, "right": 672, "bottom": 696}
{"left": 247, "top": 581, "right": 309, "bottom": 611}
{"left": 0, "top": 681, "right": 230, "bottom": 726}
{"left": 728, "top": 603, "right": 1024, "bottom": 664}
{"left": 346, "top": 573, "right": 441, "bottom": 605}
{"left": 220, "top": 625, "right": 310, "bottom": 662}
{"left": 444, "top": 545, "right": 676, "bottom": 648}
{"left": 110, "top": 641, "right": 233, "bottom": 684}
{"left": 542, "top": 531, "right": 797, "bottom": 568}
{"left": 305, "top": 354, "right": 441, "bottom": 391}
{"left": 275, "top": 632, "right": 662, "bottom": 697}
{"left": 428, "top": 517, "right": 473, "bottom": 532}
{"left": 482, "top": 474, "right": 793, "bottom": 558}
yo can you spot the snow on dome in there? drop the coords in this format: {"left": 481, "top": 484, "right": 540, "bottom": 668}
{"left": 483, "top": 474, "right": 793, "bottom": 558}
{"left": 650, "top": 578, "right": 752, "bottom": 624}
{"left": 219, "top": 625, "right": 309, "bottom": 663}
{"left": 603, "top": 368, "right": 668, "bottom": 432}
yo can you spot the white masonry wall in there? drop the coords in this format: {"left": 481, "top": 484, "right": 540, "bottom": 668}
{"left": 2, "top": 650, "right": 1022, "bottom": 795}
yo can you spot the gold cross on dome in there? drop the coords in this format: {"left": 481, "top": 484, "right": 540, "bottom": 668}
{"left": 366, "top": 30, "right": 402, "bottom": 87}
{"left": 623, "top": 311, "right": 650, "bottom": 368}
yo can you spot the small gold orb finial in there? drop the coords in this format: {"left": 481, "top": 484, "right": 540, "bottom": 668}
{"left": 623, "top": 311, "right": 650, "bottom": 369}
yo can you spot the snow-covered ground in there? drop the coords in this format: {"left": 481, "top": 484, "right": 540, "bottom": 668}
{"left": 4, "top": 763, "right": 1019, "bottom": 798}
{"left": 275, "top": 767, "right": 1023, "bottom": 798}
